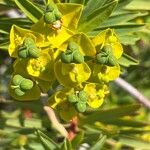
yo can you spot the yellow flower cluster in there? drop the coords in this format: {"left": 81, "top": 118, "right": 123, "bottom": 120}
{"left": 8, "top": 2, "right": 123, "bottom": 120}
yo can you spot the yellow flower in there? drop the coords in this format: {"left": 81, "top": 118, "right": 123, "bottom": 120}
{"left": 48, "top": 88, "right": 77, "bottom": 121}
{"left": 84, "top": 83, "right": 109, "bottom": 108}
{"left": 91, "top": 64, "right": 121, "bottom": 82}
{"left": 92, "top": 29, "right": 123, "bottom": 59}
{"left": 54, "top": 61, "right": 91, "bottom": 87}
{"left": 27, "top": 51, "right": 54, "bottom": 81}
{"left": 31, "top": 3, "right": 83, "bottom": 48}
{"left": 8, "top": 25, "right": 45, "bottom": 58}
{"left": 9, "top": 73, "right": 41, "bottom": 101}
{"left": 55, "top": 32, "right": 96, "bottom": 59}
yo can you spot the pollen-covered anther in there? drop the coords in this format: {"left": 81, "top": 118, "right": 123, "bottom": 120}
{"left": 52, "top": 20, "right": 62, "bottom": 30}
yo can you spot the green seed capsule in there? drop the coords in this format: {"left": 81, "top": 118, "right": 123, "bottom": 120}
{"left": 28, "top": 47, "right": 41, "bottom": 58}
{"left": 76, "top": 102, "right": 86, "bottom": 112}
{"left": 24, "top": 38, "right": 35, "bottom": 47}
{"left": 46, "top": 4, "right": 55, "bottom": 12}
{"left": 79, "top": 91, "right": 88, "bottom": 102}
{"left": 14, "top": 88, "right": 25, "bottom": 96}
{"left": 101, "top": 45, "right": 113, "bottom": 54}
{"left": 67, "top": 41, "right": 79, "bottom": 51}
{"left": 61, "top": 52, "right": 73, "bottom": 63}
{"left": 18, "top": 46, "right": 29, "bottom": 58}
{"left": 107, "top": 56, "right": 118, "bottom": 66}
{"left": 96, "top": 53, "right": 107, "bottom": 64}
{"left": 20, "top": 79, "right": 33, "bottom": 91}
{"left": 12, "top": 74, "right": 24, "bottom": 86}
{"left": 68, "top": 94, "right": 78, "bottom": 103}
{"left": 44, "top": 12, "right": 56, "bottom": 24}
{"left": 73, "top": 51, "right": 84, "bottom": 63}
{"left": 54, "top": 9, "right": 62, "bottom": 20}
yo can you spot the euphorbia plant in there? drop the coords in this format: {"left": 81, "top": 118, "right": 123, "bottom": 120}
{"left": 8, "top": 0, "right": 124, "bottom": 118}
{"left": 2, "top": 0, "right": 149, "bottom": 149}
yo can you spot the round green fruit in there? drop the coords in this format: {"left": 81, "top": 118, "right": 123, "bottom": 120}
{"left": 20, "top": 79, "right": 33, "bottom": 91}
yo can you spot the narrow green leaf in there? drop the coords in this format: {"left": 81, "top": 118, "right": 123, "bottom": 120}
{"left": 118, "top": 53, "right": 139, "bottom": 67}
{"left": 71, "top": 132, "right": 84, "bottom": 149}
{"left": 15, "top": 0, "right": 43, "bottom": 23}
{"left": 119, "top": 129, "right": 150, "bottom": 135}
{"left": 119, "top": 34, "right": 140, "bottom": 45}
{"left": 0, "top": 42, "right": 9, "bottom": 51}
{"left": 61, "top": 139, "right": 73, "bottom": 150}
{"left": 89, "top": 135, "right": 107, "bottom": 150}
{"left": 99, "top": 12, "right": 148, "bottom": 27}
{"left": 36, "top": 130, "right": 59, "bottom": 150}
{"left": 88, "top": 23, "right": 145, "bottom": 37}
{"left": 80, "top": 0, "right": 108, "bottom": 21}
{"left": 78, "top": 0, "right": 118, "bottom": 33}
{"left": 99, "top": 118, "right": 148, "bottom": 127}
{"left": 119, "top": 136, "right": 150, "bottom": 149}
{"left": 0, "top": 29, "right": 9, "bottom": 34}
{"left": 80, "top": 104, "right": 140, "bottom": 124}
{"left": 125, "top": 0, "right": 150, "bottom": 10}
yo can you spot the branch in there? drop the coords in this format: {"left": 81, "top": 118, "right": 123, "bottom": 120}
{"left": 41, "top": 94, "right": 68, "bottom": 138}
{"left": 114, "top": 77, "right": 150, "bottom": 109}
{"left": 43, "top": 106, "right": 68, "bottom": 138}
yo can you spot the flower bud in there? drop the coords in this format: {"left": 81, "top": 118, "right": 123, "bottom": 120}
{"left": 12, "top": 74, "right": 24, "bottom": 86}
{"left": 61, "top": 52, "right": 73, "bottom": 63}
{"left": 20, "top": 79, "right": 33, "bottom": 91}
{"left": 75, "top": 101, "right": 86, "bottom": 112}
{"left": 79, "top": 90, "right": 88, "bottom": 102}
{"left": 28, "top": 47, "right": 41, "bottom": 58}
{"left": 14, "top": 88, "right": 25, "bottom": 96}
{"left": 67, "top": 41, "right": 79, "bottom": 51}
{"left": 44, "top": 12, "right": 56, "bottom": 24}
{"left": 68, "top": 94, "right": 78, "bottom": 103}
{"left": 73, "top": 51, "right": 84, "bottom": 63}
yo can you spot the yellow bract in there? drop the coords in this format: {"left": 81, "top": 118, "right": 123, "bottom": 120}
{"left": 31, "top": 3, "right": 83, "bottom": 48}
{"left": 92, "top": 29, "right": 123, "bottom": 59}
{"left": 54, "top": 61, "right": 91, "bottom": 87}
{"left": 27, "top": 52, "right": 54, "bottom": 81}
{"left": 48, "top": 88, "right": 77, "bottom": 121}
{"left": 58, "top": 33, "right": 96, "bottom": 57}
{"left": 84, "top": 83, "right": 109, "bottom": 108}
{"left": 92, "top": 64, "right": 121, "bottom": 82}
{"left": 9, "top": 25, "right": 44, "bottom": 58}
{"left": 57, "top": 3, "right": 83, "bottom": 31}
